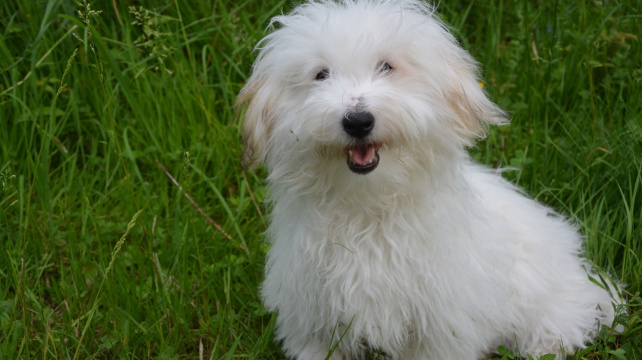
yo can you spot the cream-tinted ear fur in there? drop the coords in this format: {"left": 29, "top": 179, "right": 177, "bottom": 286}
{"left": 445, "top": 59, "right": 508, "bottom": 144}
{"left": 236, "top": 75, "right": 275, "bottom": 169}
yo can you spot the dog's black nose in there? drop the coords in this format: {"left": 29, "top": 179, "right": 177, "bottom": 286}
{"left": 342, "top": 111, "right": 375, "bottom": 139}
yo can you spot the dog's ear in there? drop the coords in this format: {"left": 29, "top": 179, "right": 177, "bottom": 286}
{"left": 445, "top": 59, "right": 508, "bottom": 144}
{"left": 236, "top": 75, "right": 276, "bottom": 169}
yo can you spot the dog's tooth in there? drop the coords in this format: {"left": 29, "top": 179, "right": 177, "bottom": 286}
{"left": 349, "top": 150, "right": 353, "bottom": 160}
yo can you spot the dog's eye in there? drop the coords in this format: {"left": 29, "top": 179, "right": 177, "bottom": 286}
{"left": 315, "top": 69, "right": 330, "bottom": 81}
{"left": 379, "top": 62, "right": 393, "bottom": 74}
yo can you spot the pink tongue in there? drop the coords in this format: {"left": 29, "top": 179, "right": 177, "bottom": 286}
{"left": 351, "top": 146, "right": 373, "bottom": 165}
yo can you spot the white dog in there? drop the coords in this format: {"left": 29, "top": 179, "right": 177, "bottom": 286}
{"left": 238, "top": 1, "right": 621, "bottom": 359}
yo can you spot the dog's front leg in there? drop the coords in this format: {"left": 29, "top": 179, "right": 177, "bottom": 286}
{"left": 285, "top": 335, "right": 346, "bottom": 360}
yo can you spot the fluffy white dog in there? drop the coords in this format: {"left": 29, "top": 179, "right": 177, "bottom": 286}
{"left": 238, "top": 1, "right": 621, "bottom": 359}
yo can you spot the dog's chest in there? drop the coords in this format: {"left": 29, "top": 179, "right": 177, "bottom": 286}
{"left": 310, "top": 211, "right": 436, "bottom": 352}
{"left": 268, "top": 192, "right": 477, "bottom": 353}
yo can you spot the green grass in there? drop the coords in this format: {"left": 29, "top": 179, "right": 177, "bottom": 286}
{"left": 0, "top": 0, "right": 640, "bottom": 359}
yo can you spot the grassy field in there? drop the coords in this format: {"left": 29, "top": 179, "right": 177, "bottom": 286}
{"left": 1, "top": 0, "right": 640, "bottom": 359}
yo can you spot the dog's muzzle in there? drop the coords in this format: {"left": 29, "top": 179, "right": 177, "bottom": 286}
{"left": 343, "top": 111, "right": 380, "bottom": 175}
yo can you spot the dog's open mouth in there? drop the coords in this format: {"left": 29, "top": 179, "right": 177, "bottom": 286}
{"left": 345, "top": 144, "right": 381, "bottom": 175}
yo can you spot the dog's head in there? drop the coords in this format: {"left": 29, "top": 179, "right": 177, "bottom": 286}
{"left": 238, "top": 0, "right": 507, "bottom": 178}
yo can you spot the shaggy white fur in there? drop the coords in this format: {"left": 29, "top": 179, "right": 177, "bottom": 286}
{"left": 238, "top": 1, "right": 622, "bottom": 359}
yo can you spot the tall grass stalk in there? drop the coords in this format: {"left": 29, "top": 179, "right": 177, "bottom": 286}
{"left": 72, "top": 209, "right": 142, "bottom": 360}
